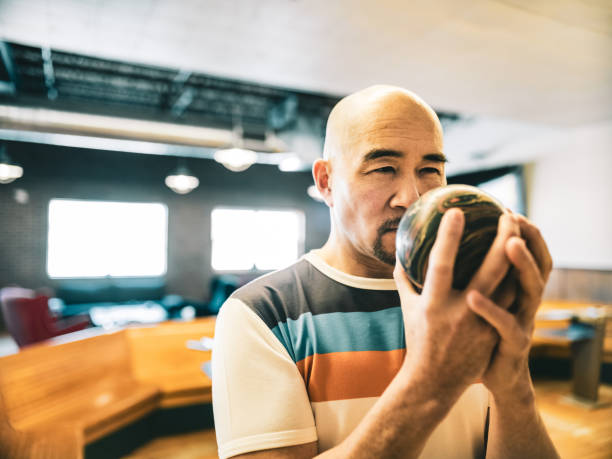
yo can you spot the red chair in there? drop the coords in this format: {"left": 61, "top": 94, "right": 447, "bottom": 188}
{"left": 0, "top": 287, "right": 90, "bottom": 348}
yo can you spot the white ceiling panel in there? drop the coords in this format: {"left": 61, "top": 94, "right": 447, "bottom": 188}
{"left": 0, "top": 0, "right": 610, "bottom": 127}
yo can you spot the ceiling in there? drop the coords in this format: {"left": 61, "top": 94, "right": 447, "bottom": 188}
{"left": 1, "top": 0, "right": 609, "bottom": 126}
{"left": 0, "top": 0, "right": 610, "bottom": 174}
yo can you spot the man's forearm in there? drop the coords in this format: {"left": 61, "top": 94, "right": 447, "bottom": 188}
{"left": 316, "top": 366, "right": 463, "bottom": 459}
{"left": 487, "top": 377, "right": 559, "bottom": 459}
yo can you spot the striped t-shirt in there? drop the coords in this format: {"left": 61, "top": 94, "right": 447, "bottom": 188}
{"left": 212, "top": 250, "right": 489, "bottom": 458}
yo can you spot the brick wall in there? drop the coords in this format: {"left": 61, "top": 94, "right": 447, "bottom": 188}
{"left": 0, "top": 141, "right": 331, "bottom": 319}
{"left": 544, "top": 268, "right": 612, "bottom": 304}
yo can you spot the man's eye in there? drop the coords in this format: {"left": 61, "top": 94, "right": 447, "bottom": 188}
{"left": 373, "top": 166, "right": 396, "bottom": 174}
{"left": 420, "top": 168, "right": 440, "bottom": 175}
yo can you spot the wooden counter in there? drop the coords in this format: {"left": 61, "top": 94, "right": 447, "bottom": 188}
{"left": 532, "top": 300, "right": 611, "bottom": 362}
{"left": 0, "top": 317, "right": 215, "bottom": 459}
{"left": 531, "top": 300, "right": 611, "bottom": 403}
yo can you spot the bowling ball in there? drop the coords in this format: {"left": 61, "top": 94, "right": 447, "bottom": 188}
{"left": 396, "top": 184, "right": 507, "bottom": 291}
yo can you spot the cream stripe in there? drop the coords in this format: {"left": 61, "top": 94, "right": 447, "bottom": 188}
{"left": 303, "top": 250, "right": 397, "bottom": 290}
{"left": 311, "top": 397, "right": 379, "bottom": 451}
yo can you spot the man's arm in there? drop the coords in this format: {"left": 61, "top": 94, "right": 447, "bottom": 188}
{"left": 488, "top": 371, "right": 558, "bottom": 459}
{"left": 231, "top": 210, "right": 519, "bottom": 458}
{"left": 237, "top": 442, "right": 318, "bottom": 458}
{"left": 467, "top": 215, "right": 559, "bottom": 458}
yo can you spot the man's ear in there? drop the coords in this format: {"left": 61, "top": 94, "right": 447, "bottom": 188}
{"left": 312, "top": 159, "right": 333, "bottom": 207}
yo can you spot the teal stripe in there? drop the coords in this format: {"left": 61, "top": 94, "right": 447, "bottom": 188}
{"left": 271, "top": 307, "right": 405, "bottom": 363}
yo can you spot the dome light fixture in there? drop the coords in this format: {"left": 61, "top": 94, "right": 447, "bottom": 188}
{"left": 165, "top": 161, "right": 199, "bottom": 195}
{"left": 0, "top": 145, "right": 23, "bottom": 185}
{"left": 214, "top": 124, "right": 258, "bottom": 172}
{"left": 214, "top": 147, "right": 257, "bottom": 172}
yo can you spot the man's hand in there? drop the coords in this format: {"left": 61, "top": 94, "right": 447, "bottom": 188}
{"left": 465, "top": 218, "right": 559, "bottom": 458}
{"left": 466, "top": 215, "right": 553, "bottom": 399}
{"left": 394, "top": 209, "right": 520, "bottom": 401}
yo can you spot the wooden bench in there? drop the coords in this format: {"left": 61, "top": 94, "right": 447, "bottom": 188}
{"left": 0, "top": 317, "right": 215, "bottom": 458}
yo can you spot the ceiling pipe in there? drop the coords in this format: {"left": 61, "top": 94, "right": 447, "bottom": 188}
{"left": 0, "top": 104, "right": 283, "bottom": 153}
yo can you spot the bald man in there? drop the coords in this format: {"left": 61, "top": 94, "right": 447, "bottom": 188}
{"left": 212, "top": 86, "right": 558, "bottom": 458}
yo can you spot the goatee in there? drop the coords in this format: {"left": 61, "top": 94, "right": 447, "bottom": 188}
{"left": 373, "top": 217, "right": 402, "bottom": 266}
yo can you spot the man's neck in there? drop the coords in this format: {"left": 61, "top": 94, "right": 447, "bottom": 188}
{"left": 317, "top": 240, "right": 394, "bottom": 279}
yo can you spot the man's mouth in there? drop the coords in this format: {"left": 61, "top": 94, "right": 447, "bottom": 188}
{"left": 377, "top": 218, "right": 402, "bottom": 238}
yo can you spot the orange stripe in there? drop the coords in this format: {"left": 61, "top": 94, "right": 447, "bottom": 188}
{"left": 296, "top": 349, "right": 405, "bottom": 402}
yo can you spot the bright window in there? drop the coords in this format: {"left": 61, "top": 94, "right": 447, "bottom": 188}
{"left": 478, "top": 171, "right": 524, "bottom": 214}
{"left": 211, "top": 208, "right": 304, "bottom": 271}
{"left": 47, "top": 199, "right": 168, "bottom": 278}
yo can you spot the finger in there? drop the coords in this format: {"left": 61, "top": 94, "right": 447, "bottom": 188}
{"left": 515, "top": 215, "right": 553, "bottom": 282}
{"left": 422, "top": 208, "right": 464, "bottom": 300}
{"left": 468, "top": 213, "right": 519, "bottom": 297}
{"left": 394, "top": 256, "right": 419, "bottom": 299}
{"left": 491, "top": 268, "right": 518, "bottom": 311}
{"left": 505, "top": 237, "right": 545, "bottom": 321}
{"left": 467, "top": 290, "right": 526, "bottom": 348}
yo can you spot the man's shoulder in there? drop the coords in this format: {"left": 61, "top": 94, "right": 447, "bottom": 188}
{"left": 228, "top": 255, "right": 401, "bottom": 331}
{"left": 229, "top": 257, "right": 326, "bottom": 330}
{"left": 234, "top": 257, "right": 313, "bottom": 296}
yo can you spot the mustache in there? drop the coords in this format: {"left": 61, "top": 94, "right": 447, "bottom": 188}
{"left": 377, "top": 217, "right": 402, "bottom": 236}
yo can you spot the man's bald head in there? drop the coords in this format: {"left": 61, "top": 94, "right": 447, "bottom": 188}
{"left": 323, "top": 85, "right": 443, "bottom": 162}
{"left": 312, "top": 85, "right": 447, "bottom": 276}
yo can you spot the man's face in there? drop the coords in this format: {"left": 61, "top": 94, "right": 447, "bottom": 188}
{"left": 330, "top": 105, "right": 446, "bottom": 270}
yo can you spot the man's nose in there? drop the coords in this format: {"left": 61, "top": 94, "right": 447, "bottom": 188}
{"left": 389, "top": 181, "right": 420, "bottom": 209}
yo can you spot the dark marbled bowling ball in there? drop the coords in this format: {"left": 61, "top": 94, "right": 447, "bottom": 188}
{"left": 396, "top": 184, "right": 507, "bottom": 292}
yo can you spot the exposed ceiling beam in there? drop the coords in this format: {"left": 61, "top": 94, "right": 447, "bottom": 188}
{"left": 41, "top": 46, "right": 58, "bottom": 100}
{"left": 0, "top": 42, "right": 16, "bottom": 95}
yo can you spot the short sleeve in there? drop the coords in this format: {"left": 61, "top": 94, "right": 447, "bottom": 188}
{"left": 212, "top": 298, "right": 318, "bottom": 458}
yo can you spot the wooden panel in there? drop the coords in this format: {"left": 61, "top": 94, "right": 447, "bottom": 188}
{"left": 0, "top": 330, "right": 132, "bottom": 427}
{"left": 80, "top": 382, "right": 159, "bottom": 443}
{"left": 127, "top": 318, "right": 215, "bottom": 407}
{"left": 0, "top": 388, "right": 84, "bottom": 459}
{"left": 0, "top": 329, "right": 161, "bottom": 446}
{"left": 543, "top": 269, "right": 612, "bottom": 304}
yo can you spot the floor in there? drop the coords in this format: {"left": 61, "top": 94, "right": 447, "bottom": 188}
{"left": 125, "top": 378, "right": 612, "bottom": 459}
{"left": 534, "top": 379, "right": 612, "bottom": 459}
